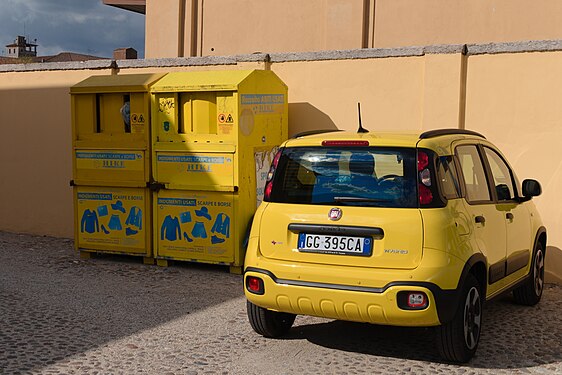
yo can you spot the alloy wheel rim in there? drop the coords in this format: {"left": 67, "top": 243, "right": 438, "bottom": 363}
{"left": 463, "top": 286, "right": 481, "bottom": 350}
{"left": 534, "top": 249, "right": 545, "bottom": 296}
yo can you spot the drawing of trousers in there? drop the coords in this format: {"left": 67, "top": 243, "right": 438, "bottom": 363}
{"left": 191, "top": 221, "right": 207, "bottom": 239}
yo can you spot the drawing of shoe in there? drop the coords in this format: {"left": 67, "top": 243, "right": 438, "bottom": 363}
{"left": 101, "top": 224, "right": 110, "bottom": 234}
{"left": 183, "top": 232, "right": 193, "bottom": 242}
{"left": 211, "top": 235, "right": 225, "bottom": 244}
{"left": 126, "top": 227, "right": 138, "bottom": 236}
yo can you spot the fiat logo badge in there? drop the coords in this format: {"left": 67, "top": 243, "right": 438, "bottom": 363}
{"left": 329, "top": 208, "right": 342, "bottom": 221}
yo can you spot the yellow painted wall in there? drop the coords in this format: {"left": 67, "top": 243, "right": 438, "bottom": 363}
{"left": 0, "top": 69, "right": 112, "bottom": 238}
{"left": 270, "top": 53, "right": 464, "bottom": 135}
{"left": 465, "top": 51, "right": 562, "bottom": 283}
{"left": 0, "top": 48, "right": 560, "bottom": 282}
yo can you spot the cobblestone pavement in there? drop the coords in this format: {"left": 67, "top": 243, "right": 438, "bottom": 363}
{"left": 1, "top": 231, "right": 561, "bottom": 375}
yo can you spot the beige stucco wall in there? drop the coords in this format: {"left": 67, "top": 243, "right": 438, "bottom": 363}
{"left": 374, "top": 0, "right": 562, "bottom": 48}
{"left": 143, "top": 0, "right": 562, "bottom": 58}
{"left": 199, "top": 0, "right": 365, "bottom": 56}
{"left": 145, "top": 0, "right": 366, "bottom": 58}
{"left": 145, "top": 0, "right": 183, "bottom": 58}
{"left": 0, "top": 44, "right": 560, "bottom": 282}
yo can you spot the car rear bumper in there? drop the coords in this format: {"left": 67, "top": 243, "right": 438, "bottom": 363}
{"left": 244, "top": 266, "right": 459, "bottom": 326}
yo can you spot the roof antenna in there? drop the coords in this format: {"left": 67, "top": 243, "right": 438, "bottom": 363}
{"left": 357, "top": 102, "right": 369, "bottom": 133}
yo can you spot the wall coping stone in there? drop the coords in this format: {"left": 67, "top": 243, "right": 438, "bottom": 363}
{"left": 2, "top": 40, "right": 562, "bottom": 73}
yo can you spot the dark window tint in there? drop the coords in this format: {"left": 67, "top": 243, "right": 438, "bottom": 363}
{"left": 437, "top": 156, "right": 461, "bottom": 199}
{"left": 456, "top": 145, "right": 491, "bottom": 203}
{"left": 269, "top": 147, "right": 417, "bottom": 208}
{"left": 484, "top": 147, "right": 516, "bottom": 201}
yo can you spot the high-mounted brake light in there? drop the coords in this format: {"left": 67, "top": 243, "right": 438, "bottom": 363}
{"left": 263, "top": 149, "right": 283, "bottom": 201}
{"left": 322, "top": 140, "right": 369, "bottom": 147}
{"left": 417, "top": 151, "right": 433, "bottom": 205}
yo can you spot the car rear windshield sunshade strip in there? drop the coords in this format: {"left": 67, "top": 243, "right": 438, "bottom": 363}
{"left": 288, "top": 223, "right": 384, "bottom": 238}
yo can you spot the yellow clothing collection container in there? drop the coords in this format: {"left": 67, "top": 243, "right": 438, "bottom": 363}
{"left": 70, "top": 74, "right": 165, "bottom": 262}
{"left": 71, "top": 70, "right": 288, "bottom": 272}
{"left": 150, "top": 70, "right": 288, "bottom": 272}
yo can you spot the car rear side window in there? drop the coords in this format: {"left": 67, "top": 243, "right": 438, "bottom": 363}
{"left": 437, "top": 156, "right": 461, "bottom": 199}
{"left": 456, "top": 145, "right": 492, "bottom": 203}
{"left": 269, "top": 147, "right": 417, "bottom": 208}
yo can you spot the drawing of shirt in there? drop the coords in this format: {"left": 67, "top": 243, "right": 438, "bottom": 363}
{"left": 80, "top": 209, "right": 99, "bottom": 234}
{"left": 161, "top": 215, "right": 181, "bottom": 241}
{"left": 211, "top": 213, "right": 230, "bottom": 238}
{"left": 108, "top": 214, "right": 123, "bottom": 231}
{"left": 125, "top": 206, "right": 143, "bottom": 229}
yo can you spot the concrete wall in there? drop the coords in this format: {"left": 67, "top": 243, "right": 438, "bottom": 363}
{"left": 143, "top": 0, "right": 562, "bottom": 58}
{"left": 0, "top": 41, "right": 560, "bottom": 282}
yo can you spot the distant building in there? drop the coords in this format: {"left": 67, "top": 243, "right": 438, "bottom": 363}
{"left": 1, "top": 35, "right": 137, "bottom": 64}
{"left": 5, "top": 35, "right": 37, "bottom": 58}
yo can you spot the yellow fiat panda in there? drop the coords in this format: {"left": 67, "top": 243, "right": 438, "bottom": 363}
{"left": 243, "top": 129, "right": 546, "bottom": 363}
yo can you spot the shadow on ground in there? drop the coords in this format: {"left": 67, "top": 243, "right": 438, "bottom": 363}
{"left": 0, "top": 232, "right": 243, "bottom": 374}
{"left": 285, "top": 286, "right": 562, "bottom": 369}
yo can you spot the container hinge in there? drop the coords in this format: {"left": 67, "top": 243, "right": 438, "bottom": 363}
{"left": 69, "top": 180, "right": 75, "bottom": 187}
{"left": 149, "top": 182, "right": 166, "bottom": 191}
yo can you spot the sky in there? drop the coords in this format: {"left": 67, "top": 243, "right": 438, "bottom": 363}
{"left": 0, "top": 0, "right": 145, "bottom": 58}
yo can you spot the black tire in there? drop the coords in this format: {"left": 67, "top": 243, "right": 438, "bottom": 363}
{"left": 246, "top": 300, "right": 296, "bottom": 338}
{"left": 436, "top": 274, "right": 482, "bottom": 363}
{"left": 513, "top": 242, "right": 545, "bottom": 306}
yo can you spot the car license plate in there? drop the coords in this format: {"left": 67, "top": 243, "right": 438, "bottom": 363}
{"left": 297, "top": 233, "right": 372, "bottom": 256}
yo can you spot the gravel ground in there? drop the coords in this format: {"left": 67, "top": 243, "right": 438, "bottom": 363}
{"left": 0, "top": 231, "right": 561, "bottom": 374}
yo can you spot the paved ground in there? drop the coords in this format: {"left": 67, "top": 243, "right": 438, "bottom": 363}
{"left": 1, "top": 231, "right": 561, "bottom": 375}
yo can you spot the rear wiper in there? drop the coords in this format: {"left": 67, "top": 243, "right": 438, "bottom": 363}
{"left": 333, "top": 196, "right": 391, "bottom": 203}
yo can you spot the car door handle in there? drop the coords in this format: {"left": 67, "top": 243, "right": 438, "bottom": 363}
{"left": 506, "top": 212, "right": 514, "bottom": 220}
{"left": 475, "top": 215, "right": 486, "bottom": 224}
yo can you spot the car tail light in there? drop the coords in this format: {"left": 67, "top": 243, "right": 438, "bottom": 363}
{"left": 322, "top": 140, "right": 369, "bottom": 147}
{"left": 246, "top": 276, "right": 265, "bottom": 295}
{"left": 263, "top": 149, "right": 282, "bottom": 201}
{"left": 397, "top": 291, "right": 429, "bottom": 310}
{"left": 417, "top": 151, "right": 433, "bottom": 205}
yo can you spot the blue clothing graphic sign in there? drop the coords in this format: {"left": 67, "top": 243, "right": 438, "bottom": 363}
{"left": 156, "top": 192, "right": 234, "bottom": 261}
{"left": 76, "top": 187, "right": 146, "bottom": 251}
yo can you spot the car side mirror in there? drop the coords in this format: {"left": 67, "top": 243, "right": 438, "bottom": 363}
{"left": 522, "top": 179, "right": 542, "bottom": 199}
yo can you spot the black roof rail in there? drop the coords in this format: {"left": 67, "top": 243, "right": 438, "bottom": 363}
{"left": 419, "top": 129, "right": 486, "bottom": 140}
{"left": 291, "top": 129, "right": 342, "bottom": 139}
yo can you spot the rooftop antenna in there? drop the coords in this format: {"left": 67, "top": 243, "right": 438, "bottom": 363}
{"left": 357, "top": 102, "right": 369, "bottom": 133}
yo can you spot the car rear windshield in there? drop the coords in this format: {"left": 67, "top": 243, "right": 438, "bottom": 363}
{"left": 269, "top": 147, "right": 418, "bottom": 208}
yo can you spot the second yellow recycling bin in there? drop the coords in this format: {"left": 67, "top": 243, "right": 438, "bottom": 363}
{"left": 150, "top": 70, "right": 288, "bottom": 272}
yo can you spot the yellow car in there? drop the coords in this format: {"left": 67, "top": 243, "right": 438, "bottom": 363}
{"left": 244, "top": 129, "right": 546, "bottom": 363}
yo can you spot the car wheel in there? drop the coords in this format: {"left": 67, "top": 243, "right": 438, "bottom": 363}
{"left": 436, "top": 274, "right": 482, "bottom": 363}
{"left": 513, "top": 242, "right": 545, "bottom": 306}
{"left": 247, "top": 300, "right": 296, "bottom": 338}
